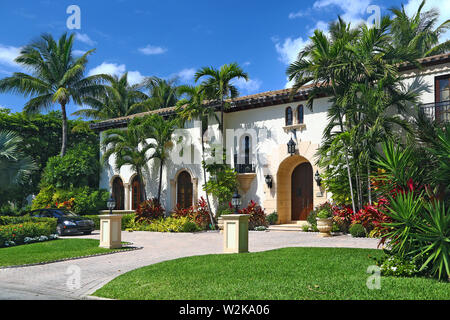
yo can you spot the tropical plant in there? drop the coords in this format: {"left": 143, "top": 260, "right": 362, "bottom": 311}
{"left": 130, "top": 77, "right": 179, "bottom": 113}
{"left": 390, "top": 0, "right": 450, "bottom": 57}
{"left": 73, "top": 73, "right": 148, "bottom": 119}
{"left": 134, "top": 114, "right": 178, "bottom": 202}
{"left": 0, "top": 33, "right": 107, "bottom": 156}
{"left": 0, "top": 131, "right": 37, "bottom": 192}
{"left": 134, "top": 198, "right": 165, "bottom": 223}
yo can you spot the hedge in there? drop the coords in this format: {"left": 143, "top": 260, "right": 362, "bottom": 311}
{"left": 0, "top": 222, "right": 56, "bottom": 247}
{"left": 0, "top": 216, "right": 57, "bottom": 231}
{"left": 83, "top": 214, "right": 136, "bottom": 231}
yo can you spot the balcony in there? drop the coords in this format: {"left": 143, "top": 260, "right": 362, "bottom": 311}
{"left": 419, "top": 101, "right": 450, "bottom": 123}
{"left": 234, "top": 163, "right": 256, "bottom": 174}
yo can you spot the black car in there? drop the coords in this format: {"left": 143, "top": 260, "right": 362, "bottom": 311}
{"left": 30, "top": 209, "right": 95, "bottom": 236}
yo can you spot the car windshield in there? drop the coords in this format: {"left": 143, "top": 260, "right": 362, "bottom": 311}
{"left": 51, "top": 209, "right": 78, "bottom": 217}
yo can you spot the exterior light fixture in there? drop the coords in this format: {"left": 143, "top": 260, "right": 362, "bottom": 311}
{"left": 107, "top": 195, "right": 116, "bottom": 214}
{"left": 265, "top": 175, "right": 273, "bottom": 189}
{"left": 314, "top": 170, "right": 322, "bottom": 187}
{"left": 232, "top": 190, "right": 242, "bottom": 214}
{"left": 287, "top": 138, "right": 296, "bottom": 156}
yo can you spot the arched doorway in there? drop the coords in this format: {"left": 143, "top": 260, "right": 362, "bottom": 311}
{"left": 112, "top": 177, "right": 124, "bottom": 210}
{"left": 276, "top": 155, "right": 314, "bottom": 223}
{"left": 291, "top": 162, "right": 313, "bottom": 220}
{"left": 177, "top": 171, "right": 193, "bottom": 209}
{"left": 131, "top": 175, "right": 144, "bottom": 210}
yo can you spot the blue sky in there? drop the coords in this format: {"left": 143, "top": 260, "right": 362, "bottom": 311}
{"left": 0, "top": 0, "right": 449, "bottom": 118}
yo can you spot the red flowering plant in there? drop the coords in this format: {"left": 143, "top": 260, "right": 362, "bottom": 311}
{"left": 54, "top": 198, "right": 75, "bottom": 211}
{"left": 172, "top": 204, "right": 195, "bottom": 219}
{"left": 238, "top": 200, "right": 268, "bottom": 230}
{"left": 135, "top": 198, "right": 165, "bottom": 223}
{"left": 332, "top": 205, "right": 354, "bottom": 233}
{"left": 193, "top": 197, "right": 212, "bottom": 229}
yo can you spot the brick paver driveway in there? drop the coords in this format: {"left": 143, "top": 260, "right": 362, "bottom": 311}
{"left": 0, "top": 231, "right": 379, "bottom": 300}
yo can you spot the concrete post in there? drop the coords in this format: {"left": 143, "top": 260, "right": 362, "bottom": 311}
{"left": 124, "top": 183, "right": 131, "bottom": 211}
{"left": 99, "top": 215, "right": 122, "bottom": 249}
{"left": 223, "top": 214, "right": 249, "bottom": 253}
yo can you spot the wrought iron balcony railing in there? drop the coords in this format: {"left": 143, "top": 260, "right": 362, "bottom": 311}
{"left": 419, "top": 100, "right": 450, "bottom": 123}
{"left": 234, "top": 154, "right": 256, "bottom": 173}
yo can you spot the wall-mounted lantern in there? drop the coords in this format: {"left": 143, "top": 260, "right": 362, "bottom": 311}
{"left": 265, "top": 175, "right": 273, "bottom": 189}
{"left": 287, "top": 138, "right": 296, "bottom": 156}
{"left": 314, "top": 170, "right": 322, "bottom": 187}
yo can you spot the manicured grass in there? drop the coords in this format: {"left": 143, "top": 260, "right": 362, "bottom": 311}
{"left": 0, "top": 239, "right": 126, "bottom": 267}
{"left": 94, "top": 247, "right": 449, "bottom": 300}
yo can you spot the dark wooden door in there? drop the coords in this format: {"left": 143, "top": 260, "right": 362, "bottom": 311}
{"left": 177, "top": 171, "right": 193, "bottom": 209}
{"left": 132, "top": 176, "right": 143, "bottom": 210}
{"left": 291, "top": 162, "right": 313, "bottom": 221}
{"left": 112, "top": 177, "right": 124, "bottom": 210}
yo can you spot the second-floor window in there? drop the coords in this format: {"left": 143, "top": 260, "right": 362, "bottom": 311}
{"left": 286, "top": 107, "right": 293, "bottom": 126}
{"left": 297, "top": 105, "right": 304, "bottom": 124}
{"left": 436, "top": 75, "right": 450, "bottom": 102}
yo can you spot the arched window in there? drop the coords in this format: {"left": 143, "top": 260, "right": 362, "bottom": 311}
{"left": 297, "top": 105, "right": 304, "bottom": 124}
{"left": 131, "top": 175, "right": 144, "bottom": 210}
{"left": 285, "top": 107, "right": 293, "bottom": 126}
{"left": 244, "top": 136, "right": 250, "bottom": 165}
{"left": 112, "top": 177, "right": 124, "bottom": 210}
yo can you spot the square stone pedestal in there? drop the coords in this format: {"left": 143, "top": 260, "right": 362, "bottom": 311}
{"left": 223, "top": 214, "right": 249, "bottom": 253}
{"left": 99, "top": 214, "right": 122, "bottom": 249}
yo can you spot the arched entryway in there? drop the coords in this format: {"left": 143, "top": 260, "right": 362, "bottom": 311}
{"left": 291, "top": 162, "right": 313, "bottom": 220}
{"left": 177, "top": 171, "right": 193, "bottom": 209}
{"left": 276, "top": 155, "right": 314, "bottom": 223}
{"left": 111, "top": 177, "right": 125, "bottom": 210}
{"left": 131, "top": 175, "right": 144, "bottom": 210}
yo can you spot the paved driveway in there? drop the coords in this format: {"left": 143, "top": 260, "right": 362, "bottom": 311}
{"left": 0, "top": 231, "right": 380, "bottom": 300}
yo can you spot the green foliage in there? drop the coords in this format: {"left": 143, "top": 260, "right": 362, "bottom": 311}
{"left": 130, "top": 217, "right": 200, "bottom": 233}
{"left": 349, "top": 223, "right": 366, "bottom": 238}
{"left": 373, "top": 254, "right": 422, "bottom": 277}
{"left": 266, "top": 212, "right": 278, "bottom": 225}
{"left": 317, "top": 209, "right": 332, "bottom": 219}
{"left": 307, "top": 211, "right": 319, "bottom": 232}
{"left": 203, "top": 164, "right": 238, "bottom": 207}
{"left": 0, "top": 220, "right": 57, "bottom": 248}
{"left": 135, "top": 199, "right": 165, "bottom": 223}
{"left": 41, "top": 143, "right": 99, "bottom": 189}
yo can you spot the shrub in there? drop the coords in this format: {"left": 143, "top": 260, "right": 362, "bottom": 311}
{"left": 332, "top": 205, "right": 354, "bottom": 233}
{"left": 0, "top": 221, "right": 56, "bottom": 247}
{"left": 0, "top": 216, "right": 57, "bottom": 232}
{"left": 135, "top": 199, "right": 165, "bottom": 223}
{"left": 306, "top": 211, "right": 319, "bottom": 232}
{"left": 349, "top": 224, "right": 366, "bottom": 238}
{"left": 266, "top": 212, "right": 278, "bottom": 225}
{"left": 239, "top": 200, "right": 268, "bottom": 230}
{"left": 131, "top": 217, "right": 200, "bottom": 233}
{"left": 193, "top": 197, "right": 212, "bottom": 230}
{"left": 372, "top": 254, "right": 422, "bottom": 277}
{"left": 181, "top": 221, "right": 201, "bottom": 233}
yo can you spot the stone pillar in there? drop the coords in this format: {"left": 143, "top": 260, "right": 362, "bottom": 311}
{"left": 124, "top": 183, "right": 131, "bottom": 211}
{"left": 223, "top": 214, "right": 250, "bottom": 253}
{"left": 170, "top": 179, "right": 176, "bottom": 211}
{"left": 99, "top": 215, "right": 122, "bottom": 249}
{"left": 192, "top": 177, "right": 198, "bottom": 209}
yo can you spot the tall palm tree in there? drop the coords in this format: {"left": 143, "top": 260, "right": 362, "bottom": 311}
{"left": 101, "top": 125, "right": 153, "bottom": 201}
{"left": 176, "top": 84, "right": 219, "bottom": 224}
{"left": 390, "top": 0, "right": 450, "bottom": 57}
{"left": 194, "top": 63, "right": 248, "bottom": 136}
{"left": 129, "top": 77, "right": 179, "bottom": 114}
{"left": 0, "top": 131, "right": 37, "bottom": 191}
{"left": 72, "top": 73, "right": 148, "bottom": 120}
{"left": 135, "top": 114, "right": 177, "bottom": 203}
{"left": 0, "top": 33, "right": 107, "bottom": 156}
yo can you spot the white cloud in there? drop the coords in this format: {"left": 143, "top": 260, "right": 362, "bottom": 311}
{"left": 72, "top": 49, "right": 87, "bottom": 56}
{"left": 232, "top": 78, "right": 262, "bottom": 94}
{"left": 176, "top": 68, "right": 196, "bottom": 83}
{"left": 88, "top": 62, "right": 146, "bottom": 86}
{"left": 75, "top": 33, "right": 96, "bottom": 46}
{"left": 138, "top": 44, "right": 167, "bottom": 55}
{"left": 275, "top": 36, "right": 309, "bottom": 65}
{"left": 0, "top": 44, "right": 21, "bottom": 68}
{"left": 313, "top": 0, "right": 371, "bottom": 27}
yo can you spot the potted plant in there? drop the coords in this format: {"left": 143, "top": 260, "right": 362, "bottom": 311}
{"left": 316, "top": 207, "right": 333, "bottom": 237}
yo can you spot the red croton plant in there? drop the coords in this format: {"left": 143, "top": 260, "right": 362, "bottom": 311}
{"left": 135, "top": 198, "right": 165, "bottom": 223}
{"left": 237, "top": 200, "right": 268, "bottom": 229}
{"left": 172, "top": 197, "right": 212, "bottom": 229}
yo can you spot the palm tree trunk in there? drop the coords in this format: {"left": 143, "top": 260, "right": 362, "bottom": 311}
{"left": 157, "top": 159, "right": 163, "bottom": 203}
{"left": 367, "top": 163, "right": 372, "bottom": 205}
{"left": 60, "top": 103, "right": 68, "bottom": 157}
{"left": 202, "top": 132, "right": 216, "bottom": 228}
{"left": 138, "top": 168, "right": 147, "bottom": 202}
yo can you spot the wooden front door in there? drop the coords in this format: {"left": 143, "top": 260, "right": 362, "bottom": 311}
{"left": 112, "top": 177, "right": 124, "bottom": 210}
{"left": 177, "top": 171, "right": 193, "bottom": 209}
{"left": 132, "top": 176, "right": 144, "bottom": 210}
{"left": 291, "top": 162, "right": 313, "bottom": 221}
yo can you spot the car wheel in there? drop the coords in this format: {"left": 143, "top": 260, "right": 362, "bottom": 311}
{"left": 57, "top": 225, "right": 64, "bottom": 236}
{"left": 83, "top": 231, "right": 92, "bottom": 235}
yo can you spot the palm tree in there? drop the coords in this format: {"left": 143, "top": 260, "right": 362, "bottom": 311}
{"left": 194, "top": 63, "right": 248, "bottom": 136}
{"left": 176, "top": 84, "right": 219, "bottom": 224}
{"left": 72, "top": 73, "right": 148, "bottom": 120}
{"left": 101, "top": 125, "right": 153, "bottom": 201}
{"left": 0, "top": 33, "right": 107, "bottom": 156}
{"left": 135, "top": 114, "right": 178, "bottom": 203}
{"left": 390, "top": 0, "right": 450, "bottom": 57}
{"left": 129, "top": 77, "right": 179, "bottom": 114}
{"left": 0, "top": 131, "right": 37, "bottom": 191}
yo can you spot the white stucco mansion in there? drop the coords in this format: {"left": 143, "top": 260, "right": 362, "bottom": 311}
{"left": 91, "top": 53, "right": 450, "bottom": 225}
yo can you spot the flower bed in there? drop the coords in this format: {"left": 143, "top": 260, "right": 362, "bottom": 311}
{"left": 0, "top": 221, "right": 57, "bottom": 248}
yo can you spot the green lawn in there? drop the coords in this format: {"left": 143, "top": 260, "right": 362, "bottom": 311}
{"left": 94, "top": 247, "right": 449, "bottom": 300}
{"left": 0, "top": 239, "right": 126, "bottom": 267}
